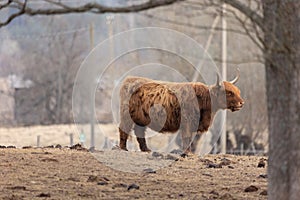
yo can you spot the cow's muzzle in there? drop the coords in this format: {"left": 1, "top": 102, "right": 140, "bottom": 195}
{"left": 230, "top": 101, "right": 244, "bottom": 112}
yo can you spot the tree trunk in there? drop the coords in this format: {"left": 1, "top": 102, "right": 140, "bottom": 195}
{"left": 264, "top": 1, "right": 300, "bottom": 199}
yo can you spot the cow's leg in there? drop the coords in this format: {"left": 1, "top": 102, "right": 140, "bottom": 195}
{"left": 190, "top": 133, "right": 201, "bottom": 153}
{"left": 119, "top": 128, "right": 129, "bottom": 151}
{"left": 119, "top": 111, "right": 133, "bottom": 151}
{"left": 179, "top": 127, "right": 193, "bottom": 156}
{"left": 134, "top": 125, "right": 151, "bottom": 152}
{"left": 182, "top": 136, "right": 192, "bottom": 154}
{"left": 198, "top": 109, "right": 213, "bottom": 133}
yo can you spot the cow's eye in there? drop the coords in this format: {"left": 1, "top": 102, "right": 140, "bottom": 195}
{"left": 227, "top": 91, "right": 234, "bottom": 96}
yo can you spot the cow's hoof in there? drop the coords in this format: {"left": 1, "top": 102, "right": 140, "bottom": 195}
{"left": 141, "top": 148, "right": 151, "bottom": 152}
{"left": 119, "top": 146, "right": 128, "bottom": 151}
{"left": 180, "top": 153, "right": 188, "bottom": 158}
{"left": 180, "top": 151, "right": 193, "bottom": 158}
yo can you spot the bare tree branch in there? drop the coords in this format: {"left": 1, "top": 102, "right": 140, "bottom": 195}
{"left": 0, "top": 0, "right": 12, "bottom": 10}
{"left": 0, "top": 0, "right": 27, "bottom": 27}
{"left": 185, "top": 0, "right": 263, "bottom": 29}
{"left": 189, "top": 0, "right": 292, "bottom": 67}
{"left": 222, "top": 0, "right": 263, "bottom": 29}
{"left": 139, "top": 12, "right": 248, "bottom": 35}
{"left": 0, "top": 0, "right": 184, "bottom": 28}
{"left": 229, "top": 9, "right": 264, "bottom": 51}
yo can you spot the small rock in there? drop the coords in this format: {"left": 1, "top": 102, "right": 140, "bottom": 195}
{"left": 199, "top": 158, "right": 213, "bottom": 164}
{"left": 8, "top": 186, "right": 26, "bottom": 190}
{"left": 220, "top": 193, "right": 234, "bottom": 200}
{"left": 178, "top": 193, "right": 184, "bottom": 197}
{"left": 209, "top": 190, "right": 219, "bottom": 196}
{"left": 207, "top": 163, "right": 222, "bottom": 168}
{"left": 55, "top": 144, "right": 62, "bottom": 149}
{"left": 78, "top": 193, "right": 93, "bottom": 197}
{"left": 31, "top": 151, "right": 51, "bottom": 155}
{"left": 228, "top": 165, "right": 234, "bottom": 169}
{"left": 152, "top": 151, "right": 164, "bottom": 158}
{"left": 170, "top": 149, "right": 183, "bottom": 154}
{"left": 37, "top": 193, "right": 51, "bottom": 197}
{"left": 143, "top": 168, "right": 156, "bottom": 173}
{"left": 70, "top": 143, "right": 81, "bottom": 149}
{"left": 41, "top": 158, "right": 58, "bottom": 162}
{"left": 97, "top": 181, "right": 108, "bottom": 186}
{"left": 244, "top": 185, "right": 259, "bottom": 192}
{"left": 87, "top": 175, "right": 109, "bottom": 182}
{"left": 258, "top": 174, "right": 268, "bottom": 179}
{"left": 22, "top": 146, "right": 32, "bottom": 149}
{"left": 127, "top": 183, "right": 139, "bottom": 191}
{"left": 257, "top": 158, "right": 266, "bottom": 168}
{"left": 202, "top": 173, "right": 213, "bottom": 177}
{"left": 87, "top": 175, "right": 97, "bottom": 182}
{"left": 45, "top": 145, "right": 54, "bottom": 148}
{"left": 260, "top": 190, "right": 268, "bottom": 196}
{"left": 164, "top": 154, "right": 179, "bottom": 161}
{"left": 112, "top": 183, "right": 127, "bottom": 189}
{"left": 68, "top": 177, "right": 80, "bottom": 182}
{"left": 6, "top": 145, "right": 16, "bottom": 149}
{"left": 70, "top": 143, "right": 88, "bottom": 151}
{"left": 219, "top": 158, "right": 231, "bottom": 166}
{"left": 0, "top": 145, "right": 6, "bottom": 148}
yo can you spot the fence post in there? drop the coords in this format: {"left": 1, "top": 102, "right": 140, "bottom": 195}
{"left": 251, "top": 142, "right": 256, "bottom": 155}
{"left": 240, "top": 143, "right": 244, "bottom": 155}
{"left": 37, "top": 135, "right": 40, "bottom": 147}
{"left": 70, "top": 133, "right": 74, "bottom": 147}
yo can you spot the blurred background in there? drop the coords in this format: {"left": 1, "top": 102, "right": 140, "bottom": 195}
{"left": 0, "top": 0, "right": 267, "bottom": 154}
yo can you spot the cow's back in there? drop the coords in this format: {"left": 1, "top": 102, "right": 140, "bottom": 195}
{"left": 119, "top": 76, "right": 202, "bottom": 133}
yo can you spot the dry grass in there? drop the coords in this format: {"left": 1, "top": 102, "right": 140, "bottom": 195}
{"left": 0, "top": 148, "right": 268, "bottom": 200}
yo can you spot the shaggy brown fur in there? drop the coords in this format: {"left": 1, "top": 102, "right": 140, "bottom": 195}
{"left": 119, "top": 76, "right": 244, "bottom": 153}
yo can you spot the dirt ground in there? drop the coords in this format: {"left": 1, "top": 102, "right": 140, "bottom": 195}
{"left": 0, "top": 147, "right": 268, "bottom": 200}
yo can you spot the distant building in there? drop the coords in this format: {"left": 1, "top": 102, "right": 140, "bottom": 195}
{"left": 0, "top": 78, "right": 14, "bottom": 125}
{"left": 0, "top": 75, "right": 46, "bottom": 126}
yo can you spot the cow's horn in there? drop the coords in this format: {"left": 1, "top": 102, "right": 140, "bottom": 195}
{"left": 215, "top": 73, "right": 222, "bottom": 87}
{"left": 229, "top": 68, "right": 240, "bottom": 84}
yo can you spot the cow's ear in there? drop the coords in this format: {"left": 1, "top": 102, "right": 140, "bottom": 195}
{"left": 215, "top": 73, "right": 222, "bottom": 88}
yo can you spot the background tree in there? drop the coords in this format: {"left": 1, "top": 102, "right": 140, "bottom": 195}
{"left": 20, "top": 18, "right": 89, "bottom": 124}
{"left": 193, "top": 0, "right": 300, "bottom": 199}
{"left": 0, "top": 0, "right": 181, "bottom": 28}
{"left": 2, "top": 0, "right": 299, "bottom": 198}
{"left": 0, "top": 2, "right": 268, "bottom": 144}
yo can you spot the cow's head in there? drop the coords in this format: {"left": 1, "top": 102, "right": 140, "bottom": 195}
{"left": 211, "top": 70, "right": 244, "bottom": 112}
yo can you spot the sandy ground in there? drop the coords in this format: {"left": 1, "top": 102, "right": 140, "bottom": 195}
{"left": 0, "top": 147, "right": 268, "bottom": 200}
{"left": 0, "top": 124, "right": 80, "bottom": 148}
{"left": 0, "top": 124, "right": 218, "bottom": 156}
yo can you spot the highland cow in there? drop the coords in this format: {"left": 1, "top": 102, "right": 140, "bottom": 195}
{"left": 118, "top": 72, "right": 244, "bottom": 154}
